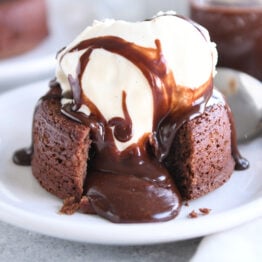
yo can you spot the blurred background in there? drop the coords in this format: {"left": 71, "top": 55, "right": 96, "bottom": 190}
{"left": 47, "top": 0, "right": 189, "bottom": 35}
{"left": 0, "top": 0, "right": 189, "bottom": 91}
{"left": 1, "top": 0, "right": 261, "bottom": 91}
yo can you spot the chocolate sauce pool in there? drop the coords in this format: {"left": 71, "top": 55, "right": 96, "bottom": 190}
{"left": 13, "top": 31, "right": 249, "bottom": 223}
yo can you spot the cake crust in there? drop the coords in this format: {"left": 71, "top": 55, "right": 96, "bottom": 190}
{"left": 31, "top": 87, "right": 91, "bottom": 200}
{"left": 165, "top": 103, "right": 235, "bottom": 200}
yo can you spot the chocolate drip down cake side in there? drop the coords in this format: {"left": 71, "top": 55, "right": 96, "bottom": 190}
{"left": 13, "top": 12, "right": 249, "bottom": 223}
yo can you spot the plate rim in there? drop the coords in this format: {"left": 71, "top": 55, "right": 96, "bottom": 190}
{"left": 0, "top": 193, "right": 261, "bottom": 245}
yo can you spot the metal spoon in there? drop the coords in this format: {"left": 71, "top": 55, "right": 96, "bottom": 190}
{"left": 214, "top": 67, "right": 262, "bottom": 142}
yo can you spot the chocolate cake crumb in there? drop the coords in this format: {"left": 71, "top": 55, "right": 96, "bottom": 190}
{"left": 60, "top": 196, "right": 96, "bottom": 215}
{"left": 60, "top": 196, "right": 80, "bottom": 215}
{"left": 199, "top": 208, "right": 211, "bottom": 215}
{"left": 188, "top": 210, "right": 198, "bottom": 218}
{"left": 184, "top": 201, "right": 189, "bottom": 207}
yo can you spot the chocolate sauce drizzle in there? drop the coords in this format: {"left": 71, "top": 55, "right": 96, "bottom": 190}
{"left": 13, "top": 147, "right": 32, "bottom": 166}
{"left": 225, "top": 103, "right": 249, "bottom": 170}
{"left": 108, "top": 91, "right": 132, "bottom": 142}
{"left": 206, "top": 90, "right": 249, "bottom": 170}
{"left": 57, "top": 35, "right": 218, "bottom": 222}
{"left": 62, "top": 36, "right": 214, "bottom": 161}
{"left": 13, "top": 21, "right": 249, "bottom": 222}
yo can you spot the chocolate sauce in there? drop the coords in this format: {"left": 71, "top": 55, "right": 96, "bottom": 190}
{"left": 62, "top": 36, "right": 213, "bottom": 160}
{"left": 207, "top": 89, "right": 249, "bottom": 170}
{"left": 12, "top": 147, "right": 32, "bottom": 166}
{"left": 190, "top": 1, "right": 262, "bottom": 80}
{"left": 57, "top": 35, "right": 216, "bottom": 222}
{"left": 85, "top": 136, "right": 181, "bottom": 222}
{"left": 108, "top": 91, "right": 132, "bottom": 142}
{"left": 224, "top": 103, "right": 249, "bottom": 170}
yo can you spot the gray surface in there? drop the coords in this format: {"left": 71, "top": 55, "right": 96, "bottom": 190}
{"left": 0, "top": 221, "right": 201, "bottom": 262}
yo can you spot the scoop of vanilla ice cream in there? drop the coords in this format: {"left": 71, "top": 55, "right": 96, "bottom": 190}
{"left": 56, "top": 12, "right": 217, "bottom": 151}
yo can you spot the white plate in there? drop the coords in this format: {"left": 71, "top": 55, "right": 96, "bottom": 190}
{"left": 0, "top": 80, "right": 261, "bottom": 245}
{"left": 0, "top": 38, "right": 56, "bottom": 91}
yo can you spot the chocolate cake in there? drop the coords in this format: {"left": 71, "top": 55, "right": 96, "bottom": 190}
{"left": 26, "top": 83, "right": 243, "bottom": 222}
{"left": 13, "top": 13, "right": 248, "bottom": 223}
{"left": 0, "top": 0, "right": 48, "bottom": 58}
{"left": 32, "top": 85, "right": 236, "bottom": 202}
{"left": 165, "top": 100, "right": 235, "bottom": 200}
{"left": 31, "top": 85, "right": 91, "bottom": 200}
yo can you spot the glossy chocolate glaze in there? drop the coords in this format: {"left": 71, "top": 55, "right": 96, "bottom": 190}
{"left": 61, "top": 35, "right": 214, "bottom": 161}
{"left": 12, "top": 147, "right": 32, "bottom": 166}
{"left": 190, "top": 2, "right": 262, "bottom": 80}
{"left": 207, "top": 89, "right": 249, "bottom": 170}
{"left": 224, "top": 103, "right": 249, "bottom": 170}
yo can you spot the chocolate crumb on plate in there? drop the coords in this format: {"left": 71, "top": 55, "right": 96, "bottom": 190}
{"left": 199, "top": 208, "right": 212, "bottom": 214}
{"left": 60, "top": 197, "right": 80, "bottom": 215}
{"left": 188, "top": 210, "right": 198, "bottom": 218}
